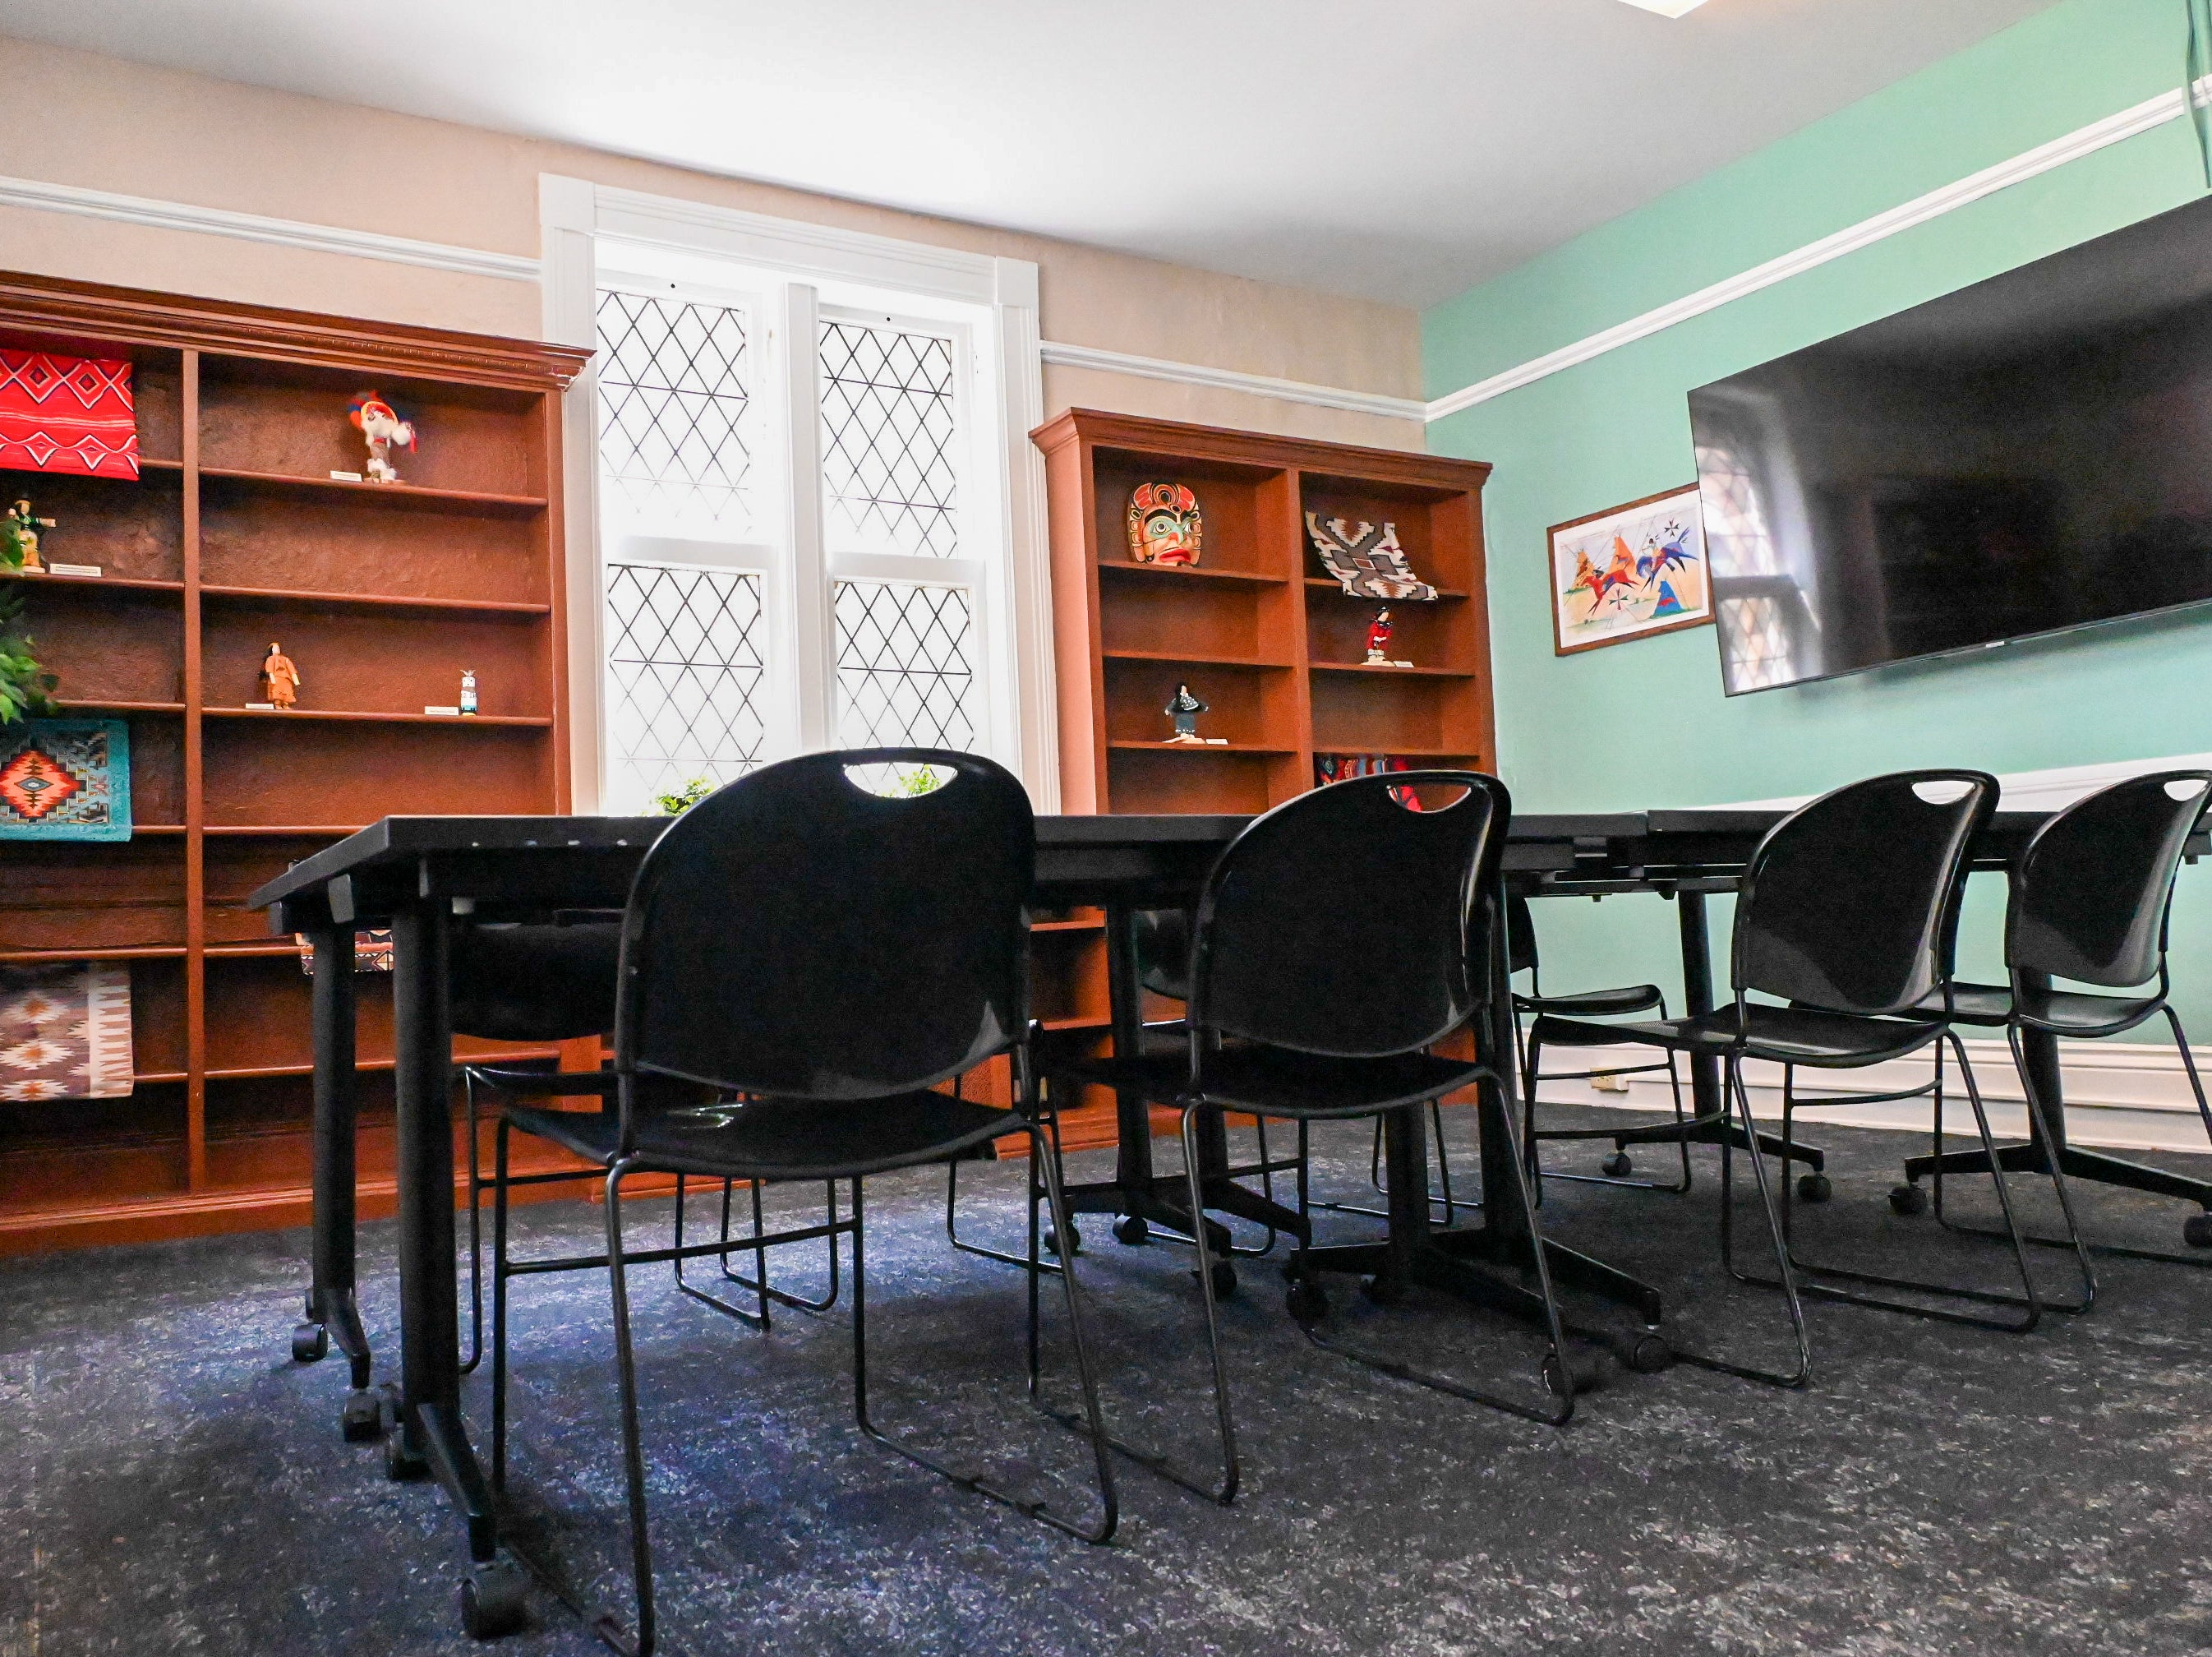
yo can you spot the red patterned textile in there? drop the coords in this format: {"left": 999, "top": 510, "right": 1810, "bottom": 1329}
{"left": 0, "top": 352, "right": 139, "bottom": 479}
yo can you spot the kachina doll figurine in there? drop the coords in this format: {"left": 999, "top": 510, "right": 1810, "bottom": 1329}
{"left": 1365, "top": 607, "right": 1394, "bottom": 664}
{"left": 1164, "top": 681, "right": 1208, "bottom": 743}
{"left": 459, "top": 668, "right": 478, "bottom": 716}
{"left": 5, "top": 499, "right": 54, "bottom": 574}
{"left": 348, "top": 391, "right": 417, "bottom": 484}
{"left": 259, "top": 642, "right": 301, "bottom": 709}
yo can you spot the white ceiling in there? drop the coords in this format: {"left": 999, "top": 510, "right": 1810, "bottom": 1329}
{"left": 0, "top": 0, "right": 2063, "bottom": 308}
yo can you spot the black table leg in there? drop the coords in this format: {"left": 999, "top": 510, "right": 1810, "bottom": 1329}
{"left": 1903, "top": 973, "right": 2212, "bottom": 1219}
{"left": 1304, "top": 891, "right": 1667, "bottom": 1333}
{"left": 389, "top": 899, "right": 503, "bottom": 1568}
{"left": 1601, "top": 888, "right": 1821, "bottom": 1174}
{"left": 1058, "top": 901, "right": 1300, "bottom": 1251}
{"left": 298, "top": 925, "right": 379, "bottom": 1438}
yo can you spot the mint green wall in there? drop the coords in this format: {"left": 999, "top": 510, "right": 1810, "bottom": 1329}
{"left": 1423, "top": 0, "right": 2212, "bottom": 1026}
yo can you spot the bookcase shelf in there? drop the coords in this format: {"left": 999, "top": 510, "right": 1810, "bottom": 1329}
{"left": 1030, "top": 409, "right": 1494, "bottom": 1136}
{"left": 0, "top": 270, "right": 585, "bottom": 1256}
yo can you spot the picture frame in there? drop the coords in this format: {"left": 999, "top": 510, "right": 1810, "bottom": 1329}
{"left": 1546, "top": 483, "right": 1712, "bottom": 656}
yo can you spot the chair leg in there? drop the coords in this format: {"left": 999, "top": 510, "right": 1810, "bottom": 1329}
{"left": 600, "top": 1160, "right": 658, "bottom": 1657}
{"left": 1753, "top": 1035, "right": 2053, "bottom": 1332}
{"left": 491, "top": 1115, "right": 512, "bottom": 1493}
{"left": 1680, "top": 1056, "right": 1811, "bottom": 1388}
{"left": 669, "top": 1174, "right": 770, "bottom": 1330}
{"left": 948, "top": 1141, "right": 1064, "bottom": 1276}
{"left": 1180, "top": 1104, "right": 1242, "bottom": 1503}
{"left": 461, "top": 1069, "right": 485, "bottom": 1375}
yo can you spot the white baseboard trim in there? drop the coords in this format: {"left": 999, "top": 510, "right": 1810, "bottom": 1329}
{"left": 1535, "top": 1036, "right": 2212, "bottom": 1157}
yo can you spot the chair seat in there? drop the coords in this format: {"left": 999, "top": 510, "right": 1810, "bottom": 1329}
{"left": 1910, "top": 979, "right": 2164, "bottom": 1037}
{"left": 1514, "top": 983, "right": 1662, "bottom": 1019}
{"left": 1532, "top": 1002, "right": 1943, "bottom": 1069}
{"left": 1054, "top": 1042, "right": 1486, "bottom": 1121}
{"left": 505, "top": 1089, "right": 1022, "bottom": 1181}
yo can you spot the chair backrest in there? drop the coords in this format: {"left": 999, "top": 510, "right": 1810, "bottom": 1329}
{"left": 1187, "top": 771, "right": 1508, "bottom": 1057}
{"left": 614, "top": 749, "right": 1035, "bottom": 1099}
{"left": 1506, "top": 893, "right": 1538, "bottom": 979}
{"left": 1734, "top": 769, "right": 1997, "bottom": 1017}
{"left": 2007, "top": 770, "right": 2212, "bottom": 990}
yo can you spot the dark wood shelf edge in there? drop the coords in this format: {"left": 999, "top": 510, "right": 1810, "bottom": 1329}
{"left": 200, "top": 584, "right": 551, "bottom": 616}
{"left": 200, "top": 708, "right": 553, "bottom": 727}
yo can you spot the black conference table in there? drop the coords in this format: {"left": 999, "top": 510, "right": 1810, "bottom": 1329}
{"left": 250, "top": 804, "right": 2153, "bottom": 1618}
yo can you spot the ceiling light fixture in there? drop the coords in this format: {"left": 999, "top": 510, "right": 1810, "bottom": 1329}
{"left": 1619, "top": 0, "right": 1710, "bottom": 16}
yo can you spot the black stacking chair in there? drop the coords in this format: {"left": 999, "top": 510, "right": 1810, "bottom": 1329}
{"left": 473, "top": 750, "right": 1117, "bottom": 1655}
{"left": 1536, "top": 769, "right": 2075, "bottom": 1351}
{"left": 1048, "top": 771, "right": 1581, "bottom": 1503}
{"left": 451, "top": 917, "right": 619, "bottom": 1373}
{"left": 1508, "top": 893, "right": 1695, "bottom": 1193}
{"left": 455, "top": 921, "right": 846, "bottom": 1368}
{"left": 1892, "top": 769, "right": 2212, "bottom": 1270}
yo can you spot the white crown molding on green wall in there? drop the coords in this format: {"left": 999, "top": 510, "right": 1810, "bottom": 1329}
{"left": 0, "top": 171, "right": 1427, "bottom": 423}
{"left": 1425, "top": 72, "right": 2212, "bottom": 424}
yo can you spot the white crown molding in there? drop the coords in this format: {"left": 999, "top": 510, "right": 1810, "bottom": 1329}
{"left": 1042, "top": 338, "right": 1426, "bottom": 422}
{"left": 0, "top": 173, "right": 540, "bottom": 283}
{"left": 1426, "top": 74, "right": 2212, "bottom": 423}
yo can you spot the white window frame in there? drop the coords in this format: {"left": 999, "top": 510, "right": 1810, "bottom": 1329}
{"left": 540, "top": 175, "right": 1056, "bottom": 811}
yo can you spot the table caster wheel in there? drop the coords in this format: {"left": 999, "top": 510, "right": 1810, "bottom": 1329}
{"left": 1625, "top": 1332, "right": 1675, "bottom": 1374}
{"left": 1542, "top": 1351, "right": 1606, "bottom": 1397}
{"left": 1191, "top": 1259, "right": 1237, "bottom": 1299}
{"left": 292, "top": 1322, "right": 328, "bottom": 1364}
{"left": 385, "top": 1429, "right": 430, "bottom": 1483}
{"left": 460, "top": 1562, "right": 528, "bottom": 1640}
{"left": 1043, "top": 1221, "right": 1081, "bottom": 1258}
{"left": 1797, "top": 1173, "right": 1833, "bottom": 1202}
{"left": 2186, "top": 1213, "right": 2212, "bottom": 1249}
{"left": 1600, "top": 1152, "right": 1633, "bottom": 1179}
{"left": 1361, "top": 1274, "right": 1403, "bottom": 1308}
{"left": 1112, "top": 1214, "right": 1150, "bottom": 1247}
{"left": 1888, "top": 1183, "right": 1929, "bottom": 1216}
{"left": 1285, "top": 1278, "right": 1330, "bottom": 1324}
{"left": 341, "top": 1388, "right": 383, "bottom": 1442}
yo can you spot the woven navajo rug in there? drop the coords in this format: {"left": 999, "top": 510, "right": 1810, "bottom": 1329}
{"left": 0, "top": 962, "right": 133, "bottom": 1101}
{"left": 0, "top": 720, "right": 131, "bottom": 841}
{"left": 0, "top": 351, "right": 139, "bottom": 479}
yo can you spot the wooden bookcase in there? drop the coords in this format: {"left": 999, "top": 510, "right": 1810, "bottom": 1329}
{"left": 0, "top": 272, "right": 586, "bottom": 1255}
{"left": 1029, "top": 409, "right": 1495, "bottom": 1141}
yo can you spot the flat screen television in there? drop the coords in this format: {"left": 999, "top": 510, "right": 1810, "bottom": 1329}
{"left": 1688, "top": 192, "right": 2212, "bottom": 695}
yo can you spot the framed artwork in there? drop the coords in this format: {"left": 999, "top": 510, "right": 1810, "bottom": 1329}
{"left": 1546, "top": 484, "right": 1712, "bottom": 656}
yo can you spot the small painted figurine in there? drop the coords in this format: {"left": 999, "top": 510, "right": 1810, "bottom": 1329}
{"left": 1164, "top": 681, "right": 1208, "bottom": 743}
{"left": 6, "top": 499, "right": 54, "bottom": 574}
{"left": 260, "top": 642, "right": 301, "bottom": 709}
{"left": 1127, "top": 482, "right": 1203, "bottom": 566}
{"left": 459, "top": 668, "right": 478, "bottom": 716}
{"left": 348, "top": 390, "right": 417, "bottom": 485}
{"left": 1365, "top": 607, "right": 1394, "bottom": 664}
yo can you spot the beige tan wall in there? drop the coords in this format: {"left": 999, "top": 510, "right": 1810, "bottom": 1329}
{"left": 0, "top": 35, "right": 1422, "bottom": 449}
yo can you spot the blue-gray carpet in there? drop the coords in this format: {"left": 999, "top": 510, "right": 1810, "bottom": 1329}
{"left": 7, "top": 1109, "right": 2212, "bottom": 1657}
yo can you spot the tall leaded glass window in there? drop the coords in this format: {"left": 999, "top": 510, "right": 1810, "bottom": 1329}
{"left": 590, "top": 269, "right": 1002, "bottom": 806}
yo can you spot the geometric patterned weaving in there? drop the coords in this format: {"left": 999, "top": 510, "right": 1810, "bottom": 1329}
{"left": 833, "top": 579, "right": 975, "bottom": 750}
{"left": 596, "top": 291, "right": 753, "bottom": 538}
{"left": 0, "top": 720, "right": 131, "bottom": 841}
{"left": 0, "top": 353, "right": 138, "bottom": 480}
{"left": 819, "top": 321, "right": 960, "bottom": 559}
{"left": 0, "top": 962, "right": 133, "bottom": 1101}
{"left": 605, "top": 562, "right": 767, "bottom": 810}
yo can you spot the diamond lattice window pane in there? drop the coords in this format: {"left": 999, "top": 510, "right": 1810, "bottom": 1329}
{"left": 597, "top": 291, "right": 753, "bottom": 538}
{"left": 833, "top": 579, "right": 976, "bottom": 750}
{"left": 818, "top": 321, "right": 960, "bottom": 559}
{"left": 605, "top": 563, "right": 768, "bottom": 810}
